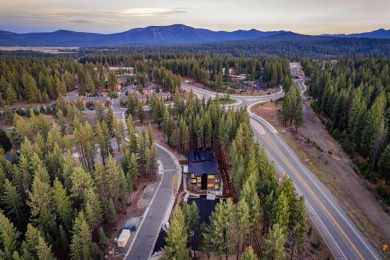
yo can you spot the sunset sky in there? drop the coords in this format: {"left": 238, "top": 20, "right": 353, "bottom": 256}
{"left": 0, "top": 0, "right": 389, "bottom": 34}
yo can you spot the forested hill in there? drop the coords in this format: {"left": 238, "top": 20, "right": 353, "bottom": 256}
{"left": 0, "top": 24, "right": 389, "bottom": 48}
{"left": 78, "top": 37, "right": 390, "bottom": 59}
{"left": 0, "top": 25, "right": 284, "bottom": 47}
{"left": 305, "top": 58, "right": 390, "bottom": 203}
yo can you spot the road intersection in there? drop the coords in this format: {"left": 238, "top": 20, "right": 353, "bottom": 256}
{"left": 182, "top": 77, "right": 382, "bottom": 259}
{"left": 114, "top": 67, "right": 382, "bottom": 259}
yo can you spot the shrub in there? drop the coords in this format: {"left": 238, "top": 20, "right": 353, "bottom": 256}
{"left": 377, "top": 182, "right": 390, "bottom": 206}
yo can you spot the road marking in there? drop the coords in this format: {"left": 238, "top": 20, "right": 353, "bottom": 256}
{"left": 260, "top": 136, "right": 344, "bottom": 259}
{"left": 276, "top": 133, "right": 380, "bottom": 260}
{"left": 250, "top": 118, "right": 265, "bottom": 134}
{"left": 258, "top": 131, "right": 364, "bottom": 260}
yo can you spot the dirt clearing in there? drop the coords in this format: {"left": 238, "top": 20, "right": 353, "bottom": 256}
{"left": 251, "top": 100, "right": 390, "bottom": 257}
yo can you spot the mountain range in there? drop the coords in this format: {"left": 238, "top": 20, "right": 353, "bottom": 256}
{"left": 0, "top": 24, "right": 389, "bottom": 47}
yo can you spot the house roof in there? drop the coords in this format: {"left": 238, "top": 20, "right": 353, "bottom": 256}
{"left": 63, "top": 96, "right": 81, "bottom": 102}
{"left": 155, "top": 92, "right": 171, "bottom": 97}
{"left": 67, "top": 89, "right": 80, "bottom": 96}
{"left": 188, "top": 149, "right": 215, "bottom": 163}
{"left": 145, "top": 82, "right": 155, "bottom": 88}
{"left": 188, "top": 160, "right": 219, "bottom": 177}
{"left": 83, "top": 96, "right": 109, "bottom": 102}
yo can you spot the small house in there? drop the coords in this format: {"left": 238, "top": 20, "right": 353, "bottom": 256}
{"left": 155, "top": 92, "right": 172, "bottom": 102}
{"left": 63, "top": 96, "right": 81, "bottom": 104}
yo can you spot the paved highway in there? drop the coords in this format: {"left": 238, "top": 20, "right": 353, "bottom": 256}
{"left": 182, "top": 71, "right": 382, "bottom": 259}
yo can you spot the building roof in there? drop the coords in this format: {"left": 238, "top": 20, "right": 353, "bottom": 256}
{"left": 83, "top": 96, "right": 109, "bottom": 102}
{"left": 188, "top": 149, "right": 215, "bottom": 163}
{"left": 63, "top": 96, "right": 81, "bottom": 102}
{"left": 188, "top": 160, "right": 219, "bottom": 177}
{"left": 155, "top": 92, "right": 172, "bottom": 97}
{"left": 67, "top": 89, "right": 80, "bottom": 96}
{"left": 145, "top": 82, "right": 155, "bottom": 88}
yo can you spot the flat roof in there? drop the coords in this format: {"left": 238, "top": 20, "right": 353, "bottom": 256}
{"left": 188, "top": 160, "right": 219, "bottom": 177}
{"left": 63, "top": 96, "right": 80, "bottom": 101}
{"left": 188, "top": 149, "right": 215, "bottom": 163}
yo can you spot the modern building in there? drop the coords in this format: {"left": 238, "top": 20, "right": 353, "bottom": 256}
{"left": 187, "top": 149, "right": 221, "bottom": 191}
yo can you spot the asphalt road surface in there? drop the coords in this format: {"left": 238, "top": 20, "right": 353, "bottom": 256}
{"left": 116, "top": 61, "right": 382, "bottom": 259}
{"left": 182, "top": 68, "right": 382, "bottom": 259}
{"left": 111, "top": 98, "right": 180, "bottom": 260}
{"left": 124, "top": 146, "right": 179, "bottom": 260}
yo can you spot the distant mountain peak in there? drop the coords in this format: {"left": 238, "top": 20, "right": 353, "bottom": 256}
{"left": 0, "top": 25, "right": 389, "bottom": 47}
{"left": 324, "top": 28, "right": 390, "bottom": 39}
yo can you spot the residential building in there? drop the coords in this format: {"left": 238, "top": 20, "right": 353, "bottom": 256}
{"left": 187, "top": 149, "right": 221, "bottom": 191}
{"left": 229, "top": 74, "right": 246, "bottom": 83}
{"left": 63, "top": 96, "right": 81, "bottom": 104}
{"left": 154, "top": 92, "right": 172, "bottom": 102}
{"left": 82, "top": 96, "right": 109, "bottom": 106}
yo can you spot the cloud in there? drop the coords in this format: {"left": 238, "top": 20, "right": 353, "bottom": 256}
{"left": 71, "top": 19, "right": 91, "bottom": 24}
{"left": 121, "top": 8, "right": 187, "bottom": 17}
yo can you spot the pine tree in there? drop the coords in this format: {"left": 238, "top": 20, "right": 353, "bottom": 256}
{"left": 1, "top": 178, "right": 24, "bottom": 225}
{"left": 108, "top": 71, "right": 117, "bottom": 91}
{"left": 52, "top": 178, "right": 73, "bottom": 229}
{"left": 290, "top": 196, "right": 307, "bottom": 259}
{"left": 241, "top": 172, "right": 261, "bottom": 233}
{"left": 273, "top": 191, "right": 290, "bottom": 234}
{"left": 263, "top": 224, "right": 286, "bottom": 260}
{"left": 96, "top": 121, "right": 111, "bottom": 165}
{"left": 98, "top": 227, "right": 109, "bottom": 246}
{"left": 70, "top": 167, "right": 95, "bottom": 206}
{"left": 84, "top": 188, "right": 103, "bottom": 233}
{"left": 293, "top": 93, "right": 304, "bottom": 131}
{"left": 163, "top": 207, "right": 189, "bottom": 259}
{"left": 183, "top": 202, "right": 200, "bottom": 232}
{"left": 70, "top": 212, "right": 98, "bottom": 259}
{"left": 0, "top": 212, "right": 21, "bottom": 259}
{"left": 105, "top": 105, "right": 115, "bottom": 136}
{"left": 106, "top": 155, "right": 128, "bottom": 207}
{"left": 127, "top": 153, "right": 139, "bottom": 190}
{"left": 113, "top": 118, "right": 125, "bottom": 152}
{"left": 85, "top": 71, "right": 96, "bottom": 95}
{"left": 107, "top": 198, "right": 118, "bottom": 223}
{"left": 96, "top": 102, "right": 104, "bottom": 123}
{"left": 240, "top": 246, "right": 258, "bottom": 260}
{"left": 23, "top": 223, "right": 40, "bottom": 258}
{"left": 378, "top": 144, "right": 390, "bottom": 183}
{"left": 236, "top": 199, "right": 251, "bottom": 257}
{"left": 361, "top": 93, "right": 386, "bottom": 158}
{"left": 36, "top": 235, "right": 56, "bottom": 260}
{"left": 136, "top": 102, "right": 145, "bottom": 123}
{"left": 204, "top": 199, "right": 236, "bottom": 258}
{"left": 28, "top": 175, "right": 56, "bottom": 235}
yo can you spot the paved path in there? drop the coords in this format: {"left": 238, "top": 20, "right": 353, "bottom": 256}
{"left": 111, "top": 97, "right": 181, "bottom": 260}
{"left": 124, "top": 146, "right": 180, "bottom": 260}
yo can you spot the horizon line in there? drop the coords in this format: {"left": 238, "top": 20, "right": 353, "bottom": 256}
{"left": 1, "top": 24, "right": 388, "bottom": 36}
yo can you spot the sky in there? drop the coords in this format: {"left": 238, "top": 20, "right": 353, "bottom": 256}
{"left": 0, "top": 0, "right": 389, "bottom": 35}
